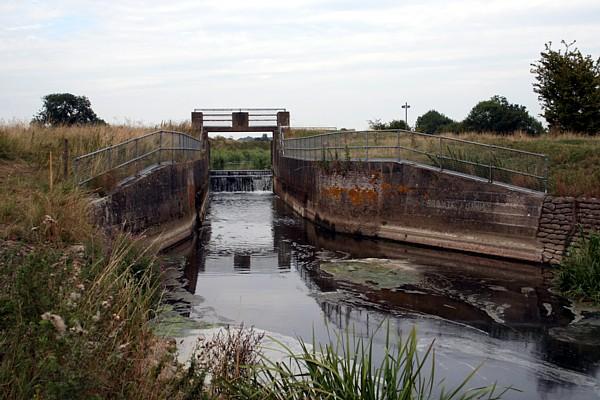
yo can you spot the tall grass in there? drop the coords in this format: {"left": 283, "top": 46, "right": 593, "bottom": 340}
{"left": 0, "top": 234, "right": 180, "bottom": 399}
{"left": 448, "top": 132, "right": 600, "bottom": 196}
{"left": 210, "top": 136, "right": 271, "bottom": 170}
{"left": 213, "top": 328, "right": 509, "bottom": 400}
{"left": 556, "top": 231, "right": 600, "bottom": 304}
{"left": 0, "top": 122, "right": 186, "bottom": 399}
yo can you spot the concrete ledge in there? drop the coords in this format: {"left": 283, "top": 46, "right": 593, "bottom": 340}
{"left": 144, "top": 189, "right": 210, "bottom": 251}
{"left": 276, "top": 184, "right": 543, "bottom": 262}
{"left": 91, "top": 157, "right": 210, "bottom": 251}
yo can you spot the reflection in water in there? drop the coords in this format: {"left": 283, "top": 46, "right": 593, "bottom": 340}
{"left": 167, "top": 192, "right": 600, "bottom": 400}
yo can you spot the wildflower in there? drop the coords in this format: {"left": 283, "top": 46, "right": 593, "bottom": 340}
{"left": 70, "top": 321, "right": 88, "bottom": 335}
{"left": 41, "top": 312, "right": 66, "bottom": 336}
{"left": 69, "top": 291, "right": 81, "bottom": 301}
{"left": 42, "top": 215, "right": 57, "bottom": 225}
{"left": 76, "top": 283, "right": 85, "bottom": 291}
{"left": 101, "top": 300, "right": 110, "bottom": 309}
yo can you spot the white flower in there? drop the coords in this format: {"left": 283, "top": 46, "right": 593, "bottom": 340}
{"left": 41, "top": 312, "right": 66, "bottom": 335}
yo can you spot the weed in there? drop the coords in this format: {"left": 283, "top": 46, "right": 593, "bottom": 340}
{"left": 556, "top": 231, "right": 600, "bottom": 304}
{"left": 220, "top": 326, "right": 510, "bottom": 400}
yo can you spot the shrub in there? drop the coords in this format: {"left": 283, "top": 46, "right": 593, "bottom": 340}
{"left": 416, "top": 110, "right": 455, "bottom": 134}
{"left": 556, "top": 231, "right": 600, "bottom": 304}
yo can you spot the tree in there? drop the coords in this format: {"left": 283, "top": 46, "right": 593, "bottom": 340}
{"left": 32, "top": 93, "right": 106, "bottom": 126}
{"left": 415, "top": 110, "right": 455, "bottom": 134}
{"left": 368, "top": 119, "right": 409, "bottom": 130}
{"left": 531, "top": 41, "right": 600, "bottom": 134}
{"left": 463, "top": 95, "right": 543, "bottom": 135}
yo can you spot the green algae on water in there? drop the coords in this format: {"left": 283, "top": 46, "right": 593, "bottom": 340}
{"left": 320, "top": 258, "right": 422, "bottom": 289}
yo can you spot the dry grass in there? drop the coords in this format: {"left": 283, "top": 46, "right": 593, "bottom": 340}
{"left": 0, "top": 123, "right": 191, "bottom": 399}
{"left": 452, "top": 132, "right": 600, "bottom": 196}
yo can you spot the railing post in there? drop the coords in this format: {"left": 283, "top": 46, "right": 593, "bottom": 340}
{"left": 62, "top": 138, "right": 69, "bottom": 180}
{"left": 73, "top": 158, "right": 78, "bottom": 185}
{"left": 438, "top": 136, "right": 443, "bottom": 170}
{"left": 544, "top": 155, "right": 549, "bottom": 193}
{"left": 365, "top": 131, "right": 369, "bottom": 161}
{"left": 396, "top": 130, "right": 400, "bottom": 161}
{"left": 134, "top": 138, "right": 139, "bottom": 175}
{"left": 159, "top": 130, "right": 163, "bottom": 164}
{"left": 489, "top": 149, "right": 493, "bottom": 183}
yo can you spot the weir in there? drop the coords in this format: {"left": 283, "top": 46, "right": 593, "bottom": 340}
{"left": 210, "top": 170, "right": 273, "bottom": 192}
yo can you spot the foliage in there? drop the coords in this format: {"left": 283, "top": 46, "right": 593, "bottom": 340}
{"left": 556, "top": 231, "right": 600, "bottom": 304}
{"left": 368, "top": 119, "right": 409, "bottom": 130}
{"left": 221, "top": 327, "right": 509, "bottom": 400}
{"left": 463, "top": 96, "right": 543, "bottom": 135}
{"left": 0, "top": 235, "right": 175, "bottom": 399}
{"left": 209, "top": 136, "right": 271, "bottom": 170}
{"left": 415, "top": 110, "right": 456, "bottom": 134}
{"left": 32, "top": 93, "right": 106, "bottom": 127}
{"left": 531, "top": 41, "right": 600, "bottom": 135}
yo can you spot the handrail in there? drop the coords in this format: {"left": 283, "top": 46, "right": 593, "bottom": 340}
{"left": 280, "top": 128, "right": 549, "bottom": 193}
{"left": 73, "top": 130, "right": 204, "bottom": 186}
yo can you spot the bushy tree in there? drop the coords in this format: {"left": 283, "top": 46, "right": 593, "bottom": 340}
{"left": 531, "top": 41, "right": 600, "bottom": 134}
{"left": 32, "top": 93, "right": 106, "bottom": 126}
{"left": 368, "top": 119, "right": 409, "bottom": 130}
{"left": 415, "top": 110, "right": 455, "bottom": 134}
{"left": 463, "top": 95, "right": 543, "bottom": 135}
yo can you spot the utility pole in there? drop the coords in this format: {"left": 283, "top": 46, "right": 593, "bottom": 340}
{"left": 401, "top": 102, "right": 411, "bottom": 130}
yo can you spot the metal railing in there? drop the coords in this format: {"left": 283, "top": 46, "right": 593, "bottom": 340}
{"left": 73, "top": 130, "right": 204, "bottom": 186}
{"left": 194, "top": 108, "right": 286, "bottom": 127}
{"left": 281, "top": 129, "right": 549, "bottom": 193}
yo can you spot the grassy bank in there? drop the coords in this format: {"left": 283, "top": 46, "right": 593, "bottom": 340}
{"left": 209, "top": 136, "right": 271, "bottom": 170}
{"left": 454, "top": 132, "right": 600, "bottom": 196}
{"left": 0, "top": 124, "right": 186, "bottom": 398}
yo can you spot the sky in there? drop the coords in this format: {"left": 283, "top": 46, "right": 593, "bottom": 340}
{"left": 1, "top": 0, "right": 600, "bottom": 130}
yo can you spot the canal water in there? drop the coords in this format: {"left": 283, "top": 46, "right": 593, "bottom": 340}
{"left": 166, "top": 192, "right": 600, "bottom": 399}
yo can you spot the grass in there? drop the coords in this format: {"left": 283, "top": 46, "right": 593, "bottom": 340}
{"left": 556, "top": 231, "right": 600, "bottom": 304}
{"left": 0, "top": 123, "right": 186, "bottom": 399}
{"left": 210, "top": 136, "right": 271, "bottom": 170}
{"left": 453, "top": 132, "right": 600, "bottom": 196}
{"left": 198, "top": 326, "right": 510, "bottom": 400}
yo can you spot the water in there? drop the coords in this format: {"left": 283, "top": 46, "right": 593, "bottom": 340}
{"left": 167, "top": 192, "right": 600, "bottom": 399}
{"left": 210, "top": 170, "right": 272, "bottom": 192}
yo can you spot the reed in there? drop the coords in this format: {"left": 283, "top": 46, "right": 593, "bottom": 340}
{"left": 556, "top": 231, "right": 600, "bottom": 304}
{"left": 217, "top": 327, "right": 510, "bottom": 400}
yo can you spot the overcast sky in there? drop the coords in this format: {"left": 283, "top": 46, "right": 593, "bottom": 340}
{"left": 1, "top": 0, "right": 599, "bottom": 129}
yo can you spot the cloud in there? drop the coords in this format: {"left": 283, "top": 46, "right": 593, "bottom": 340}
{"left": 1, "top": 0, "right": 599, "bottom": 127}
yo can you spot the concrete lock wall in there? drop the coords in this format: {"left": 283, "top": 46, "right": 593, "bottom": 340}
{"left": 92, "top": 157, "right": 210, "bottom": 250}
{"left": 272, "top": 131, "right": 547, "bottom": 262}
